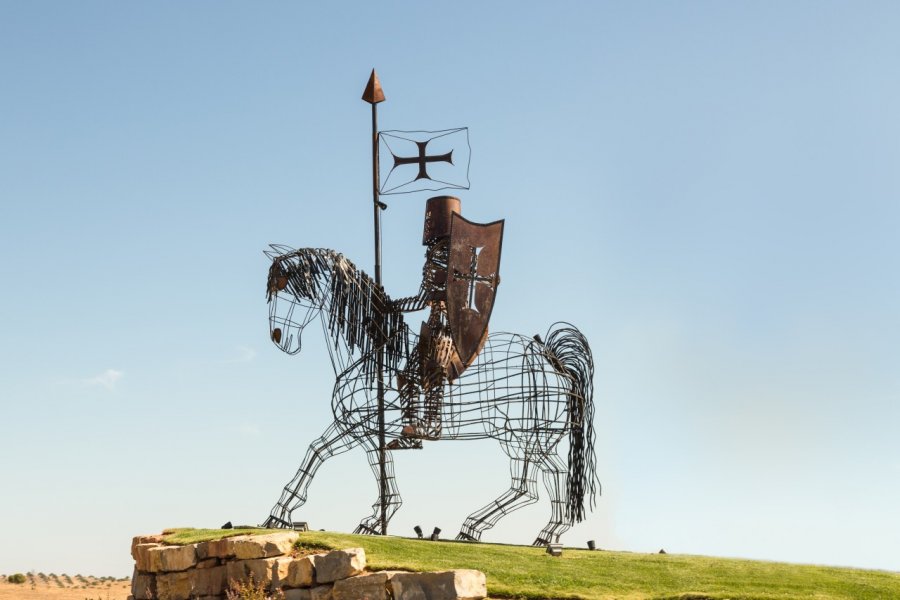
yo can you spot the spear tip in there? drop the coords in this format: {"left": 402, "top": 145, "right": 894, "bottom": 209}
{"left": 362, "top": 68, "right": 385, "bottom": 104}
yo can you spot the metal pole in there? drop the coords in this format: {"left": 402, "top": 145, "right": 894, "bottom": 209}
{"left": 372, "top": 102, "right": 382, "bottom": 284}
{"left": 362, "top": 69, "right": 388, "bottom": 536}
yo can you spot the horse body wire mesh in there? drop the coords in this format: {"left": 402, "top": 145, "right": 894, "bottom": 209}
{"left": 262, "top": 247, "right": 597, "bottom": 544}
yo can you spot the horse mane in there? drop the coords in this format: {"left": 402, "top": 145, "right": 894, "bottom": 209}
{"left": 268, "top": 247, "right": 409, "bottom": 381}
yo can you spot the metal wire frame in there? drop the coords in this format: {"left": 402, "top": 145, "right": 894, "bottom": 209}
{"left": 377, "top": 128, "right": 471, "bottom": 195}
{"left": 261, "top": 246, "right": 598, "bottom": 544}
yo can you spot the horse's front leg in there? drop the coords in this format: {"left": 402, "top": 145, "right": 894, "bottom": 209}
{"left": 353, "top": 439, "right": 403, "bottom": 535}
{"left": 329, "top": 352, "right": 405, "bottom": 535}
{"left": 262, "top": 422, "right": 359, "bottom": 528}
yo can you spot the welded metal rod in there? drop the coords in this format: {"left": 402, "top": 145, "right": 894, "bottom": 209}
{"left": 370, "top": 87, "right": 388, "bottom": 537}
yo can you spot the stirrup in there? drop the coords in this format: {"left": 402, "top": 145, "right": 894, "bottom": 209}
{"left": 386, "top": 437, "right": 423, "bottom": 450}
{"left": 401, "top": 424, "right": 441, "bottom": 441}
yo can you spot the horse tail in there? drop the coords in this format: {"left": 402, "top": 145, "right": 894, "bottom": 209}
{"left": 543, "top": 322, "right": 598, "bottom": 523}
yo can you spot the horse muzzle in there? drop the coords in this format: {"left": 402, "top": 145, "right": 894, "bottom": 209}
{"left": 270, "top": 323, "right": 302, "bottom": 355}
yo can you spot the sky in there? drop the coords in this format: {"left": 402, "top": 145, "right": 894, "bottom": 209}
{"left": 1, "top": 1, "right": 899, "bottom": 577}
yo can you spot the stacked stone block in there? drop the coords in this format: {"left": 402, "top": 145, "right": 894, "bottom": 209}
{"left": 129, "top": 532, "right": 486, "bottom": 600}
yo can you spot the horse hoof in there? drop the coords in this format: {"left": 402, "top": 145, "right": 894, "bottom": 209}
{"left": 263, "top": 515, "right": 292, "bottom": 529}
{"left": 353, "top": 523, "right": 380, "bottom": 536}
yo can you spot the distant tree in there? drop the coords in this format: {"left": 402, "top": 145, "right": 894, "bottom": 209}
{"left": 8, "top": 573, "right": 26, "bottom": 584}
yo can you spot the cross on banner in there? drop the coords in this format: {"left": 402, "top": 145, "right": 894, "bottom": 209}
{"left": 392, "top": 140, "right": 453, "bottom": 181}
{"left": 378, "top": 128, "right": 470, "bottom": 195}
{"left": 453, "top": 245, "right": 496, "bottom": 313}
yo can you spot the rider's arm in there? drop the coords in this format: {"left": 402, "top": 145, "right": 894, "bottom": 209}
{"left": 390, "top": 286, "right": 428, "bottom": 312}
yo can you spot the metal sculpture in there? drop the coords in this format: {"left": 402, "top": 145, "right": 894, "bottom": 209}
{"left": 259, "top": 70, "right": 598, "bottom": 544}
{"left": 261, "top": 241, "right": 597, "bottom": 544}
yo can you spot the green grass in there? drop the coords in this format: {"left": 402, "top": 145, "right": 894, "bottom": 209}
{"left": 160, "top": 529, "right": 900, "bottom": 600}
{"left": 160, "top": 528, "right": 285, "bottom": 545}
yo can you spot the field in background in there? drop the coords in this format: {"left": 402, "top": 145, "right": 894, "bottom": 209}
{"left": 0, "top": 573, "right": 130, "bottom": 600}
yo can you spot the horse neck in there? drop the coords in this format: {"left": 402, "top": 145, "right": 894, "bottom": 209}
{"left": 314, "top": 252, "right": 407, "bottom": 378}
{"left": 317, "top": 312, "right": 356, "bottom": 375}
{"left": 316, "top": 253, "right": 382, "bottom": 362}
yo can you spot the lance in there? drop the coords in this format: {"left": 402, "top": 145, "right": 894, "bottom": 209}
{"left": 362, "top": 68, "right": 388, "bottom": 535}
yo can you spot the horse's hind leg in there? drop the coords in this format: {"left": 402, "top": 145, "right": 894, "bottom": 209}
{"left": 456, "top": 455, "right": 538, "bottom": 542}
{"left": 263, "top": 422, "right": 358, "bottom": 528}
{"left": 533, "top": 451, "right": 574, "bottom": 545}
{"left": 353, "top": 441, "right": 402, "bottom": 535}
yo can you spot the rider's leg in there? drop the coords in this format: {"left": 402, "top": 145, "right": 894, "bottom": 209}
{"left": 403, "top": 374, "right": 442, "bottom": 440}
{"left": 388, "top": 349, "right": 425, "bottom": 448}
{"left": 421, "top": 377, "right": 443, "bottom": 439}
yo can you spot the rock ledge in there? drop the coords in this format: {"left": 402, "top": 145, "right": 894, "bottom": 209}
{"left": 128, "top": 532, "right": 486, "bottom": 600}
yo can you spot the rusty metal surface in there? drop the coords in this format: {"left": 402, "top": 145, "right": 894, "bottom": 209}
{"left": 361, "top": 68, "right": 385, "bottom": 104}
{"left": 422, "top": 195, "right": 461, "bottom": 244}
{"left": 447, "top": 213, "right": 504, "bottom": 366}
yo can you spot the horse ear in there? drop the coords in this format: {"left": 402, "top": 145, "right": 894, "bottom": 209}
{"left": 264, "top": 244, "right": 295, "bottom": 261}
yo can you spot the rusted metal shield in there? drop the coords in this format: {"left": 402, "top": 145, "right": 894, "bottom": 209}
{"left": 447, "top": 213, "right": 504, "bottom": 366}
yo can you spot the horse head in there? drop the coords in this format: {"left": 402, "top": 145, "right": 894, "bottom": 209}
{"left": 265, "top": 245, "right": 410, "bottom": 375}
{"left": 265, "top": 245, "right": 325, "bottom": 355}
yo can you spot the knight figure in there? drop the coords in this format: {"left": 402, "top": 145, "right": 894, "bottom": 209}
{"left": 388, "top": 195, "right": 504, "bottom": 449}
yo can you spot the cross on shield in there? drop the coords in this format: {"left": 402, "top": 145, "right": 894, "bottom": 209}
{"left": 447, "top": 213, "right": 504, "bottom": 366}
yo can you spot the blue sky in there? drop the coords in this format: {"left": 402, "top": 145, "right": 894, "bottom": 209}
{"left": 1, "top": 1, "right": 898, "bottom": 577}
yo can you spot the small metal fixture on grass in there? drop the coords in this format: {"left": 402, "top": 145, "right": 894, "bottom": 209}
{"left": 414, "top": 525, "right": 423, "bottom": 539}
{"left": 547, "top": 543, "right": 563, "bottom": 557}
{"left": 587, "top": 540, "right": 596, "bottom": 550}
{"left": 431, "top": 527, "right": 441, "bottom": 541}
{"left": 292, "top": 522, "right": 309, "bottom": 532}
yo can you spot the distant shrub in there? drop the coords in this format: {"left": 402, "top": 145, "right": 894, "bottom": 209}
{"left": 225, "top": 574, "right": 284, "bottom": 600}
{"left": 8, "top": 573, "right": 26, "bottom": 584}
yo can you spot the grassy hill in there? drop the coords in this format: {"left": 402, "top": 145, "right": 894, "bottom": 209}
{"left": 162, "top": 529, "right": 900, "bottom": 600}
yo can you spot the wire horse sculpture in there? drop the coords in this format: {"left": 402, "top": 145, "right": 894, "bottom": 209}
{"left": 261, "top": 246, "right": 598, "bottom": 544}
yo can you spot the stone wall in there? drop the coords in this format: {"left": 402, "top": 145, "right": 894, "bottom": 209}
{"left": 129, "top": 532, "right": 487, "bottom": 600}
